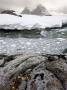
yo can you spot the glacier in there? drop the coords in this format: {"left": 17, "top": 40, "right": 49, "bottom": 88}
{"left": 0, "top": 14, "right": 67, "bottom": 30}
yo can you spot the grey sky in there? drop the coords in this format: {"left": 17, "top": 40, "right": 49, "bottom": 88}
{"left": 0, "top": 0, "right": 67, "bottom": 12}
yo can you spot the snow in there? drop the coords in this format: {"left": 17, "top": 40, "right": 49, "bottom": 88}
{"left": 0, "top": 14, "right": 67, "bottom": 30}
{"left": 0, "top": 14, "right": 22, "bottom": 25}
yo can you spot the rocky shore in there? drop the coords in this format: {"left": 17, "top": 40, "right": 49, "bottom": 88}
{"left": 0, "top": 54, "right": 67, "bottom": 90}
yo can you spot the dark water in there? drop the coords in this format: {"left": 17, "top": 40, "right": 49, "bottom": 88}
{"left": 0, "top": 29, "right": 41, "bottom": 38}
{"left": 0, "top": 28, "right": 67, "bottom": 38}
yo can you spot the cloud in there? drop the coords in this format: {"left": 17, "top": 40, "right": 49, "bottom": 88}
{"left": 0, "top": 0, "right": 67, "bottom": 12}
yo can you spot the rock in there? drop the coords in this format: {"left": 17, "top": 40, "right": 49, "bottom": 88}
{"left": 0, "top": 54, "right": 46, "bottom": 78}
{"left": 0, "top": 59, "right": 4, "bottom": 67}
{"left": 47, "top": 55, "right": 58, "bottom": 61}
{"left": 18, "top": 81, "right": 27, "bottom": 90}
{"left": 26, "top": 60, "right": 64, "bottom": 90}
{"left": 46, "top": 57, "right": 67, "bottom": 89}
{"left": 27, "top": 70, "right": 64, "bottom": 90}
{"left": 0, "top": 74, "right": 10, "bottom": 90}
{"left": 0, "top": 54, "right": 66, "bottom": 90}
{"left": 0, "top": 85, "right": 10, "bottom": 90}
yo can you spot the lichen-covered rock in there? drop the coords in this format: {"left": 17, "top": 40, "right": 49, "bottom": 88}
{"left": 25, "top": 60, "right": 64, "bottom": 90}
{"left": 0, "top": 74, "right": 10, "bottom": 90}
{"left": 46, "top": 57, "right": 67, "bottom": 89}
{"left": 0, "top": 54, "right": 66, "bottom": 90}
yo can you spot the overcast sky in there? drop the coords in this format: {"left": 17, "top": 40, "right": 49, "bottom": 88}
{"left": 0, "top": 0, "right": 67, "bottom": 13}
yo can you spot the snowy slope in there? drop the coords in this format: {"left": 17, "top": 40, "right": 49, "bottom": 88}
{"left": 0, "top": 14, "right": 67, "bottom": 30}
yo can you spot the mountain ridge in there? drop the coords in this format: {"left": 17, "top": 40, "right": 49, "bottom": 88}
{"left": 21, "top": 4, "right": 51, "bottom": 16}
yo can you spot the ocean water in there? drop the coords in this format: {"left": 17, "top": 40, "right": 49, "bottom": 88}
{"left": 0, "top": 28, "right": 67, "bottom": 55}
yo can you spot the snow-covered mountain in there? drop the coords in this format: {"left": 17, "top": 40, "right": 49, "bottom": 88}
{"left": 21, "top": 8, "right": 31, "bottom": 14}
{"left": 0, "top": 14, "right": 67, "bottom": 30}
{"left": 31, "top": 4, "right": 51, "bottom": 16}
{"left": 21, "top": 4, "right": 51, "bottom": 16}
